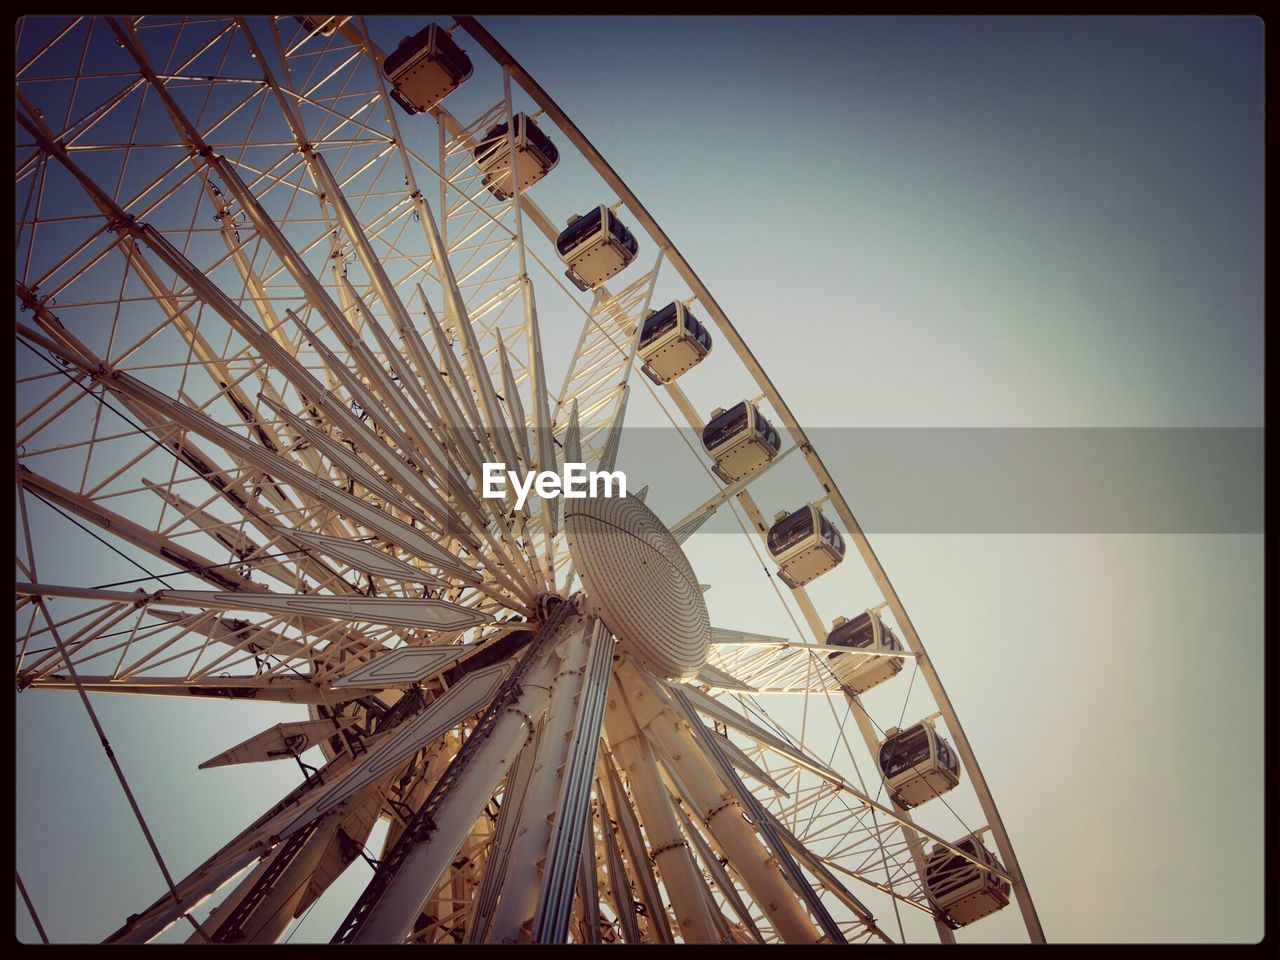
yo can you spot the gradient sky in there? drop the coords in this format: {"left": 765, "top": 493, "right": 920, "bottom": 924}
{"left": 14, "top": 16, "right": 1264, "bottom": 944}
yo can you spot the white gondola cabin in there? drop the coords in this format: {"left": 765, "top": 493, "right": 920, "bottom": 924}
{"left": 701, "top": 401, "right": 781, "bottom": 484}
{"left": 556, "top": 206, "right": 639, "bottom": 291}
{"left": 767, "top": 504, "right": 845, "bottom": 588}
{"left": 637, "top": 302, "right": 712, "bottom": 384}
{"left": 826, "top": 611, "right": 906, "bottom": 696}
{"left": 473, "top": 113, "right": 559, "bottom": 201}
{"left": 924, "top": 834, "right": 1012, "bottom": 928}
{"left": 877, "top": 721, "right": 962, "bottom": 809}
{"left": 382, "top": 24, "right": 473, "bottom": 115}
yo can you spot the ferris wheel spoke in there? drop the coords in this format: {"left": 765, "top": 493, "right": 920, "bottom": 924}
{"left": 278, "top": 309, "right": 471, "bottom": 534}
{"left": 282, "top": 528, "right": 450, "bottom": 587}
{"left": 494, "top": 340, "right": 531, "bottom": 466}
{"left": 14, "top": 585, "right": 382, "bottom": 679}
{"left": 614, "top": 667, "right": 819, "bottom": 943}
{"left": 18, "top": 467, "right": 255, "bottom": 593}
{"left": 543, "top": 406, "right": 584, "bottom": 594}
{"left": 335, "top": 280, "right": 474, "bottom": 484}
{"left": 402, "top": 154, "right": 524, "bottom": 480}
{"left": 41, "top": 348, "right": 521, "bottom": 603}
{"left": 677, "top": 684, "right": 842, "bottom": 785}
{"left": 335, "top": 602, "right": 584, "bottom": 944}
{"left": 555, "top": 398, "right": 578, "bottom": 465}
{"left": 598, "top": 746, "right": 674, "bottom": 942}
{"left": 680, "top": 727, "right": 901, "bottom": 942}
{"left": 708, "top": 729, "right": 790, "bottom": 798}
{"left": 22, "top": 674, "right": 368, "bottom": 704}
{"left": 667, "top": 796, "right": 763, "bottom": 943}
{"left": 409, "top": 290, "right": 488, "bottom": 465}
{"left": 254, "top": 394, "right": 433, "bottom": 528}
{"left": 667, "top": 442, "right": 800, "bottom": 543}
{"left": 144, "top": 608, "right": 370, "bottom": 680}
{"left": 515, "top": 278, "right": 557, "bottom": 495}
{"left": 603, "top": 679, "right": 720, "bottom": 940}
{"left": 141, "top": 480, "right": 312, "bottom": 593}
{"left": 269, "top": 664, "right": 515, "bottom": 848}
{"left": 670, "top": 686, "right": 847, "bottom": 943}
{"left": 759, "top": 817, "right": 891, "bottom": 942}
{"left": 687, "top": 661, "right": 756, "bottom": 693}
{"left": 594, "top": 384, "right": 629, "bottom": 477}
{"left": 105, "top": 587, "right": 491, "bottom": 632}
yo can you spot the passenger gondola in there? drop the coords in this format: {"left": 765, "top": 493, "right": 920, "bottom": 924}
{"left": 382, "top": 23, "right": 473, "bottom": 116}
{"left": 766, "top": 503, "right": 845, "bottom": 588}
{"left": 826, "top": 611, "right": 906, "bottom": 696}
{"left": 701, "top": 401, "right": 781, "bottom": 484}
{"left": 876, "top": 721, "right": 962, "bottom": 809}
{"left": 473, "top": 113, "right": 559, "bottom": 201}
{"left": 637, "top": 301, "right": 712, "bottom": 384}
{"left": 924, "top": 834, "right": 1012, "bottom": 927}
{"left": 556, "top": 206, "right": 639, "bottom": 291}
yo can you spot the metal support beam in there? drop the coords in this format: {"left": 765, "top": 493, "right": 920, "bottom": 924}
{"left": 335, "top": 599, "right": 587, "bottom": 943}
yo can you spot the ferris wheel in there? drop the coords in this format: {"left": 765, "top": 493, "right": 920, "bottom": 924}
{"left": 14, "top": 16, "right": 1046, "bottom": 944}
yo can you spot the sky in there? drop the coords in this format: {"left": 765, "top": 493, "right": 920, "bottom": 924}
{"left": 14, "top": 15, "right": 1264, "bottom": 944}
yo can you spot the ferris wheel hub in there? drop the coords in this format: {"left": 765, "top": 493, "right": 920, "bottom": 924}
{"left": 564, "top": 491, "right": 709, "bottom": 682}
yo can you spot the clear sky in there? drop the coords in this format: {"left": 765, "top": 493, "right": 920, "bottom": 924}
{"left": 14, "top": 15, "right": 1263, "bottom": 944}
